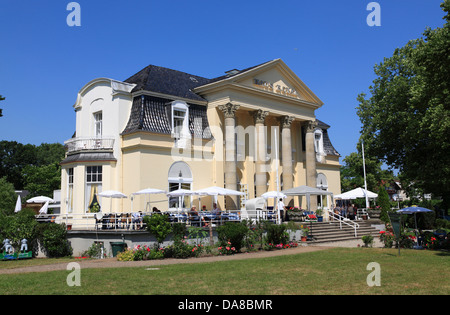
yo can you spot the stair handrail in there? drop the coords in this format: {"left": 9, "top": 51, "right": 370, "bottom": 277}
{"left": 327, "top": 209, "right": 360, "bottom": 237}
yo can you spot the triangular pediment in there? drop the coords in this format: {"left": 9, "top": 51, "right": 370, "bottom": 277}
{"left": 194, "top": 59, "right": 323, "bottom": 107}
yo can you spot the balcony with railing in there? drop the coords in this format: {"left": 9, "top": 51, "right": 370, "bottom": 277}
{"left": 64, "top": 137, "right": 115, "bottom": 154}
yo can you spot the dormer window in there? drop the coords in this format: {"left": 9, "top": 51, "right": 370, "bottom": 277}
{"left": 314, "top": 129, "right": 324, "bottom": 162}
{"left": 169, "top": 100, "right": 190, "bottom": 148}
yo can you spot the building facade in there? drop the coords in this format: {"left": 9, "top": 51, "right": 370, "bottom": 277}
{"left": 60, "top": 59, "right": 340, "bottom": 214}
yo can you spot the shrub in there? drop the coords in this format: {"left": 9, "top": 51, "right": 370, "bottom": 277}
{"left": 172, "top": 223, "right": 187, "bottom": 242}
{"left": 0, "top": 209, "right": 38, "bottom": 250}
{"left": 216, "top": 222, "right": 249, "bottom": 252}
{"left": 83, "top": 242, "right": 105, "bottom": 259}
{"left": 379, "top": 230, "right": 395, "bottom": 248}
{"left": 117, "top": 249, "right": 134, "bottom": 261}
{"left": 242, "top": 219, "right": 266, "bottom": 251}
{"left": 166, "top": 238, "right": 202, "bottom": 259}
{"left": 264, "top": 222, "right": 288, "bottom": 245}
{"left": 143, "top": 214, "right": 172, "bottom": 246}
{"left": 218, "top": 241, "right": 236, "bottom": 255}
{"left": 36, "top": 223, "right": 72, "bottom": 258}
{"left": 362, "top": 235, "right": 374, "bottom": 247}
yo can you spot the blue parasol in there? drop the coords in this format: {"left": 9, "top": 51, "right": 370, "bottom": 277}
{"left": 397, "top": 206, "right": 433, "bottom": 249}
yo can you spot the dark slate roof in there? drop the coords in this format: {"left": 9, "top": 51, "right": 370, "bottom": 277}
{"left": 123, "top": 61, "right": 273, "bottom": 102}
{"left": 122, "top": 95, "right": 212, "bottom": 139}
{"left": 124, "top": 65, "right": 211, "bottom": 102}
{"left": 322, "top": 129, "right": 340, "bottom": 156}
{"left": 316, "top": 119, "right": 339, "bottom": 156}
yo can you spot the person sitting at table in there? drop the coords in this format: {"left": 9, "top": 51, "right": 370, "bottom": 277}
{"left": 189, "top": 206, "right": 206, "bottom": 227}
{"left": 202, "top": 205, "right": 207, "bottom": 211}
{"left": 211, "top": 203, "right": 222, "bottom": 221}
{"left": 132, "top": 211, "right": 143, "bottom": 230}
{"left": 152, "top": 207, "right": 161, "bottom": 213}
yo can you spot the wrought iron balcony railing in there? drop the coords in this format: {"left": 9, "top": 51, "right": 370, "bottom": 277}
{"left": 64, "top": 137, "right": 115, "bottom": 154}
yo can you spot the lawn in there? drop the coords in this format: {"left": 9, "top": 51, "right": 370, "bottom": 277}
{"left": 0, "top": 247, "right": 448, "bottom": 295}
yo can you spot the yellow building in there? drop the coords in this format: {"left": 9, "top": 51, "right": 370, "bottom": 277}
{"left": 60, "top": 59, "right": 340, "bottom": 216}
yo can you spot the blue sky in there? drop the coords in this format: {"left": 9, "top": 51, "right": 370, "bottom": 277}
{"left": 0, "top": 0, "right": 446, "bottom": 164}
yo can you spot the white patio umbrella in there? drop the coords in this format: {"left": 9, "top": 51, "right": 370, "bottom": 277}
{"left": 261, "top": 191, "right": 286, "bottom": 214}
{"left": 167, "top": 189, "right": 195, "bottom": 197}
{"left": 98, "top": 190, "right": 128, "bottom": 212}
{"left": 334, "top": 187, "right": 378, "bottom": 200}
{"left": 27, "top": 196, "right": 55, "bottom": 204}
{"left": 39, "top": 201, "right": 49, "bottom": 214}
{"left": 261, "top": 191, "right": 287, "bottom": 199}
{"left": 193, "top": 186, "right": 245, "bottom": 209}
{"left": 131, "top": 188, "right": 167, "bottom": 212}
{"left": 167, "top": 189, "right": 195, "bottom": 211}
{"left": 194, "top": 186, "right": 245, "bottom": 196}
{"left": 14, "top": 195, "right": 22, "bottom": 213}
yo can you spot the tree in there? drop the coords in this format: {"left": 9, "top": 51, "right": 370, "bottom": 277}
{"left": 0, "top": 177, "right": 17, "bottom": 216}
{"left": 22, "top": 162, "right": 61, "bottom": 198}
{"left": 357, "top": 1, "right": 450, "bottom": 208}
{"left": 0, "top": 141, "right": 37, "bottom": 189}
{"left": 340, "top": 141, "right": 394, "bottom": 193}
{"left": 0, "top": 141, "right": 64, "bottom": 191}
{"left": 377, "top": 186, "right": 391, "bottom": 223}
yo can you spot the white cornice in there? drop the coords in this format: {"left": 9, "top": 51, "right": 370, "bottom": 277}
{"left": 73, "top": 78, "right": 136, "bottom": 109}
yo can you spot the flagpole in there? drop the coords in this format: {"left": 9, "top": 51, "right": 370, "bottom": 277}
{"left": 361, "top": 140, "right": 370, "bottom": 209}
{"left": 274, "top": 127, "right": 281, "bottom": 224}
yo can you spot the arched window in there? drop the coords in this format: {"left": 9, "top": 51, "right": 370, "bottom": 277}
{"left": 168, "top": 161, "right": 193, "bottom": 209}
{"left": 316, "top": 173, "right": 328, "bottom": 190}
{"left": 316, "top": 173, "right": 328, "bottom": 208}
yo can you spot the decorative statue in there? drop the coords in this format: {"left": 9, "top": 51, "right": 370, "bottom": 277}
{"left": 2, "top": 239, "right": 13, "bottom": 254}
{"left": 20, "top": 239, "right": 28, "bottom": 252}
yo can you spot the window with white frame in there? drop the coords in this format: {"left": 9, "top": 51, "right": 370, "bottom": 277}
{"left": 314, "top": 129, "right": 324, "bottom": 162}
{"left": 94, "top": 112, "right": 103, "bottom": 137}
{"left": 170, "top": 101, "right": 190, "bottom": 147}
{"left": 67, "top": 168, "right": 74, "bottom": 213}
{"left": 85, "top": 166, "right": 102, "bottom": 212}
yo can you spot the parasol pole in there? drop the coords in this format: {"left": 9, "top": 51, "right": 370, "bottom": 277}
{"left": 361, "top": 140, "right": 370, "bottom": 209}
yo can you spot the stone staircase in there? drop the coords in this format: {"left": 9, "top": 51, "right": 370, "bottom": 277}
{"left": 300, "top": 219, "right": 382, "bottom": 244}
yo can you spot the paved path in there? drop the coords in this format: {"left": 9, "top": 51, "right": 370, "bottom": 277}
{"left": 0, "top": 239, "right": 384, "bottom": 275}
{"left": 0, "top": 245, "right": 332, "bottom": 275}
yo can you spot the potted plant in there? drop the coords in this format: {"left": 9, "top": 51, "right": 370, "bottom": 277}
{"left": 316, "top": 208, "right": 324, "bottom": 222}
{"left": 300, "top": 225, "right": 309, "bottom": 242}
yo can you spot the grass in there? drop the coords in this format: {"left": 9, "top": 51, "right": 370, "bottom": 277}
{"left": 0, "top": 247, "right": 448, "bottom": 295}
